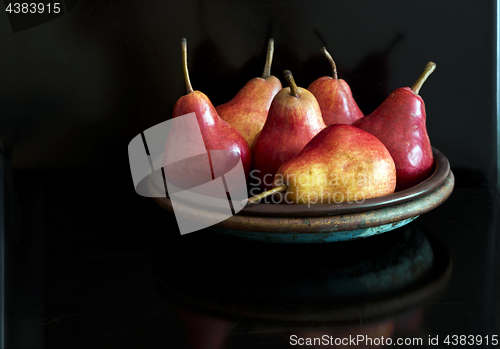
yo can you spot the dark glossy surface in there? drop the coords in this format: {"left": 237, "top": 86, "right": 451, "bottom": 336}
{"left": 1, "top": 0, "right": 498, "bottom": 348}
{"left": 37, "top": 169, "right": 499, "bottom": 348}
{"left": 159, "top": 225, "right": 452, "bottom": 323}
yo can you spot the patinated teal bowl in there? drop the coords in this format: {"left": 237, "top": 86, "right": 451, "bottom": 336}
{"left": 151, "top": 148, "right": 454, "bottom": 243}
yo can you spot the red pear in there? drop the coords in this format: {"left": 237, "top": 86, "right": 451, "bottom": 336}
{"left": 251, "top": 70, "right": 326, "bottom": 191}
{"left": 352, "top": 62, "right": 436, "bottom": 191}
{"left": 270, "top": 124, "right": 396, "bottom": 204}
{"left": 308, "top": 47, "right": 364, "bottom": 125}
{"left": 216, "top": 39, "right": 282, "bottom": 147}
{"left": 163, "top": 38, "right": 251, "bottom": 189}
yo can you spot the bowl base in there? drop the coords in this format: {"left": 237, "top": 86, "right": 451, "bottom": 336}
{"left": 212, "top": 216, "right": 419, "bottom": 243}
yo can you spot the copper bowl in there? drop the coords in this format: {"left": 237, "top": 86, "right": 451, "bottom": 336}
{"left": 149, "top": 147, "right": 454, "bottom": 243}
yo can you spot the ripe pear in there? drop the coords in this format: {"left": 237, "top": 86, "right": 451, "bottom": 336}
{"left": 163, "top": 38, "right": 252, "bottom": 190}
{"left": 308, "top": 47, "right": 364, "bottom": 125}
{"left": 251, "top": 70, "right": 326, "bottom": 191}
{"left": 352, "top": 62, "right": 436, "bottom": 191}
{"left": 216, "top": 39, "right": 282, "bottom": 147}
{"left": 270, "top": 124, "right": 396, "bottom": 204}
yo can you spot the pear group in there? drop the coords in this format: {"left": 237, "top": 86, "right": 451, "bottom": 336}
{"left": 164, "top": 37, "right": 439, "bottom": 206}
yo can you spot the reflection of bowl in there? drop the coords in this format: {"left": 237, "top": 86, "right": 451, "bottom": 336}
{"left": 150, "top": 148, "right": 454, "bottom": 243}
{"left": 155, "top": 225, "right": 452, "bottom": 326}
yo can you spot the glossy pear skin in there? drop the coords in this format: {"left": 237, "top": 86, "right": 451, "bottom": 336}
{"left": 216, "top": 76, "right": 282, "bottom": 147}
{"left": 352, "top": 87, "right": 433, "bottom": 191}
{"left": 308, "top": 77, "right": 364, "bottom": 125}
{"left": 272, "top": 124, "right": 396, "bottom": 204}
{"left": 164, "top": 90, "right": 252, "bottom": 189}
{"left": 252, "top": 87, "right": 326, "bottom": 191}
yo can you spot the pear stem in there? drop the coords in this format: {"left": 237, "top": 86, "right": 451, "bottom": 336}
{"left": 261, "top": 38, "right": 275, "bottom": 79}
{"left": 411, "top": 62, "right": 436, "bottom": 95}
{"left": 181, "top": 38, "right": 194, "bottom": 94}
{"left": 321, "top": 47, "right": 338, "bottom": 80}
{"left": 241, "top": 185, "right": 288, "bottom": 207}
{"left": 283, "top": 70, "right": 300, "bottom": 98}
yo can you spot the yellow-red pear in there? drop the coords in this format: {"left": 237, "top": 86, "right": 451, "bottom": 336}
{"left": 272, "top": 124, "right": 396, "bottom": 204}
{"left": 216, "top": 39, "right": 282, "bottom": 147}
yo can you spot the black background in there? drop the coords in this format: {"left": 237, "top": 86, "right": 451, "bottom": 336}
{"left": 1, "top": 0, "right": 499, "bottom": 348}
